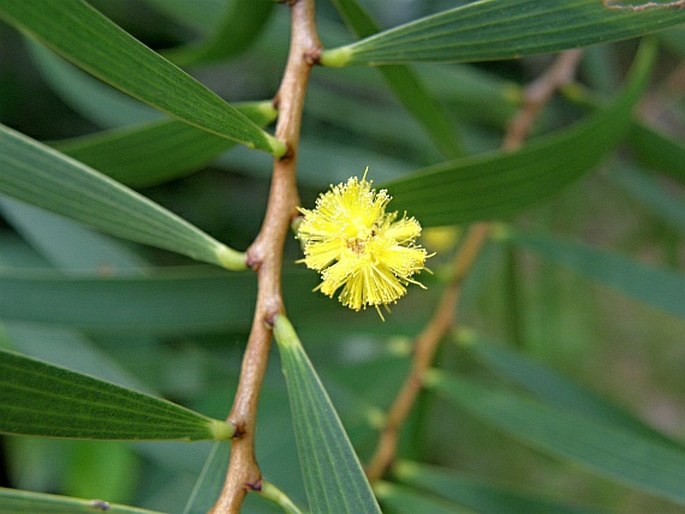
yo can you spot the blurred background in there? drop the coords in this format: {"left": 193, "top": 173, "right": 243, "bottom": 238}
{"left": 1, "top": 1, "right": 684, "bottom": 512}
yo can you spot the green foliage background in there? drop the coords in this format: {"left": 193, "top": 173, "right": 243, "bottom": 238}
{"left": 0, "top": 0, "right": 684, "bottom": 513}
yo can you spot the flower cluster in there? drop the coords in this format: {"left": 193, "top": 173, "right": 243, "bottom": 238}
{"left": 296, "top": 171, "right": 428, "bottom": 318}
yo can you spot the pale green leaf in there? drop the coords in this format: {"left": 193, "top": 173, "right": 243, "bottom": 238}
{"left": 394, "top": 461, "right": 607, "bottom": 514}
{"left": 384, "top": 40, "right": 655, "bottom": 226}
{"left": 321, "top": 0, "right": 685, "bottom": 66}
{"left": 0, "top": 487, "right": 164, "bottom": 514}
{"left": 182, "top": 441, "right": 230, "bottom": 514}
{"left": 375, "top": 481, "right": 471, "bottom": 514}
{"left": 0, "top": 124, "right": 246, "bottom": 270}
{"left": 511, "top": 233, "right": 685, "bottom": 319}
{"left": 0, "top": 0, "right": 284, "bottom": 155}
{"left": 0, "top": 348, "right": 233, "bottom": 440}
{"left": 273, "top": 315, "right": 381, "bottom": 514}
{"left": 427, "top": 371, "right": 685, "bottom": 505}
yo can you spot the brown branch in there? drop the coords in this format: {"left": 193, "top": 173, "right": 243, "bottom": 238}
{"left": 365, "top": 49, "right": 585, "bottom": 483}
{"left": 503, "top": 49, "right": 584, "bottom": 151}
{"left": 209, "top": 1, "right": 320, "bottom": 512}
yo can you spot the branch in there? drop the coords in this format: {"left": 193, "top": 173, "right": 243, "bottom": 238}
{"left": 209, "top": 1, "right": 320, "bottom": 512}
{"left": 365, "top": 49, "right": 585, "bottom": 482}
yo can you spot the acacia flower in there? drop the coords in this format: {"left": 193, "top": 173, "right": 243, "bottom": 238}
{"left": 296, "top": 170, "right": 429, "bottom": 318}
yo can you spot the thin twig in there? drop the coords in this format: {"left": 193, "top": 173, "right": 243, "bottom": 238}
{"left": 503, "top": 49, "right": 584, "bottom": 150}
{"left": 365, "top": 49, "right": 585, "bottom": 483}
{"left": 209, "top": 1, "right": 320, "bottom": 512}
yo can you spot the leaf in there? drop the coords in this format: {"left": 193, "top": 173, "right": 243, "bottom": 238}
{"left": 394, "top": 461, "right": 608, "bottom": 514}
{"left": 0, "top": 487, "right": 164, "bottom": 514}
{"left": 320, "top": 0, "right": 685, "bottom": 66}
{"left": 0, "top": 348, "right": 233, "bottom": 440}
{"left": 51, "top": 102, "right": 278, "bottom": 188}
{"left": 606, "top": 163, "right": 685, "bottom": 233}
{"left": 628, "top": 122, "right": 685, "bottom": 184}
{"left": 510, "top": 232, "right": 685, "bottom": 320}
{"left": 383, "top": 39, "right": 656, "bottom": 226}
{"left": 0, "top": 267, "right": 256, "bottom": 334}
{"left": 0, "top": 123, "right": 246, "bottom": 270}
{"left": 162, "top": 0, "right": 275, "bottom": 66}
{"left": 427, "top": 371, "right": 685, "bottom": 505}
{"left": 463, "top": 337, "right": 682, "bottom": 448}
{"left": 182, "top": 441, "right": 230, "bottom": 514}
{"left": 272, "top": 315, "right": 381, "bottom": 514}
{"left": 0, "top": 0, "right": 284, "bottom": 155}
{"left": 330, "top": 0, "right": 464, "bottom": 158}
{"left": 375, "top": 481, "right": 471, "bottom": 514}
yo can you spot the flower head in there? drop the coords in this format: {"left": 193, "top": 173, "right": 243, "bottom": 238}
{"left": 296, "top": 170, "right": 428, "bottom": 317}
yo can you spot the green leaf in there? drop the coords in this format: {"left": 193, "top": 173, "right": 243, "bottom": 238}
{"left": 427, "top": 371, "right": 685, "bottom": 505}
{"left": 0, "top": 348, "right": 233, "bottom": 440}
{"left": 606, "top": 163, "right": 685, "bottom": 233}
{"left": 463, "top": 337, "right": 681, "bottom": 447}
{"left": 383, "top": 39, "right": 655, "bottom": 226}
{"left": 375, "top": 481, "right": 471, "bottom": 514}
{"left": 510, "top": 232, "right": 685, "bottom": 320}
{"left": 394, "top": 460, "right": 607, "bottom": 514}
{"left": 51, "top": 102, "right": 278, "bottom": 188}
{"left": 628, "top": 122, "right": 685, "bottom": 184}
{"left": 272, "top": 315, "right": 381, "bottom": 514}
{"left": 330, "top": 0, "right": 464, "bottom": 158}
{"left": 0, "top": 0, "right": 284, "bottom": 156}
{"left": 0, "top": 267, "right": 256, "bottom": 334}
{"left": 162, "top": 0, "right": 274, "bottom": 66}
{"left": 182, "top": 441, "right": 230, "bottom": 514}
{"left": 0, "top": 487, "right": 164, "bottom": 514}
{"left": 0, "top": 123, "right": 246, "bottom": 270}
{"left": 320, "top": 0, "right": 685, "bottom": 66}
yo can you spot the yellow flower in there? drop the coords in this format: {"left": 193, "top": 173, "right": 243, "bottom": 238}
{"left": 296, "top": 170, "right": 429, "bottom": 318}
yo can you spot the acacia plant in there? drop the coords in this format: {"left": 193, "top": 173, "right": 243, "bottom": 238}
{"left": 1, "top": 0, "right": 685, "bottom": 513}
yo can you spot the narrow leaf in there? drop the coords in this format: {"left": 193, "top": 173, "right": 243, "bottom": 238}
{"left": 321, "top": 0, "right": 685, "bottom": 66}
{"left": 375, "top": 481, "right": 471, "bottom": 514}
{"left": 628, "top": 122, "right": 685, "bottom": 184}
{"left": 427, "top": 371, "right": 685, "bottom": 505}
{"left": 273, "top": 315, "right": 381, "bottom": 514}
{"left": 511, "top": 232, "right": 685, "bottom": 319}
{"left": 51, "top": 102, "right": 278, "bottom": 188}
{"left": 0, "top": 0, "right": 284, "bottom": 155}
{"left": 394, "top": 460, "right": 608, "bottom": 514}
{"left": 330, "top": 0, "right": 464, "bottom": 158}
{"left": 464, "top": 337, "right": 682, "bottom": 447}
{"left": 0, "top": 487, "right": 163, "bottom": 514}
{"left": 182, "top": 441, "right": 230, "bottom": 514}
{"left": 163, "top": 0, "right": 274, "bottom": 66}
{"left": 0, "top": 348, "right": 233, "bottom": 440}
{"left": 383, "top": 39, "right": 655, "bottom": 226}
{"left": 0, "top": 124, "right": 246, "bottom": 270}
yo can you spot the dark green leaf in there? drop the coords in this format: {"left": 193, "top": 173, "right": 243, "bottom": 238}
{"left": 628, "top": 122, "right": 685, "bottom": 183}
{"left": 511, "top": 232, "right": 685, "bottom": 320}
{"left": 428, "top": 371, "right": 685, "bottom": 505}
{"left": 321, "top": 0, "right": 685, "bottom": 66}
{"left": 0, "top": 0, "right": 284, "bottom": 155}
{"left": 0, "top": 348, "right": 233, "bottom": 440}
{"left": 0, "top": 124, "right": 246, "bottom": 269}
{"left": 0, "top": 487, "right": 164, "bottom": 514}
{"left": 383, "top": 39, "right": 655, "bottom": 226}
{"left": 273, "top": 315, "right": 381, "bottom": 514}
